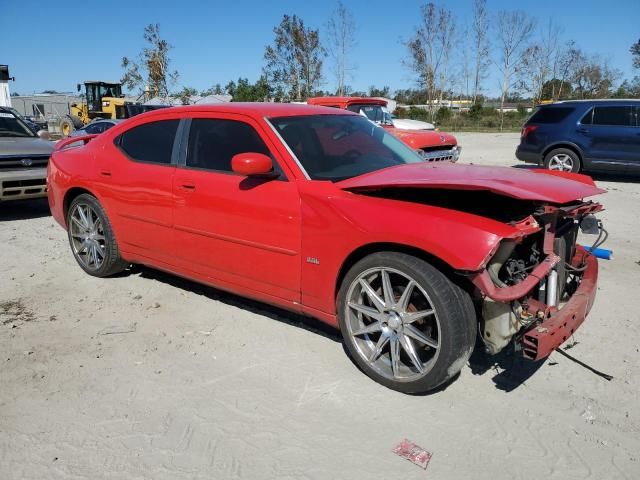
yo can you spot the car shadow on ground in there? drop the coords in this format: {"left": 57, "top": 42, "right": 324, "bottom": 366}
{"left": 468, "top": 338, "right": 546, "bottom": 392}
{"left": 129, "top": 265, "right": 342, "bottom": 343}
{"left": 0, "top": 199, "right": 51, "bottom": 221}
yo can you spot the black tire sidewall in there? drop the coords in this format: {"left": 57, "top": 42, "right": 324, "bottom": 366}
{"left": 66, "top": 194, "right": 126, "bottom": 277}
{"left": 544, "top": 148, "right": 581, "bottom": 173}
{"left": 337, "top": 252, "right": 476, "bottom": 394}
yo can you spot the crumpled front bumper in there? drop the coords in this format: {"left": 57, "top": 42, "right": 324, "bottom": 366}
{"left": 521, "top": 247, "right": 598, "bottom": 360}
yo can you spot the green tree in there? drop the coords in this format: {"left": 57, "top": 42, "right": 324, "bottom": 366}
{"left": 174, "top": 86, "right": 198, "bottom": 105}
{"left": 263, "top": 14, "right": 325, "bottom": 101}
{"left": 368, "top": 85, "right": 390, "bottom": 98}
{"left": 200, "top": 84, "right": 224, "bottom": 96}
{"left": 225, "top": 76, "right": 272, "bottom": 102}
{"left": 121, "top": 24, "right": 179, "bottom": 99}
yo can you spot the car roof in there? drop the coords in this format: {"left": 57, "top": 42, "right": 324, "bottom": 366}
{"left": 131, "top": 102, "right": 359, "bottom": 121}
{"left": 308, "top": 96, "right": 387, "bottom": 107}
{"left": 541, "top": 99, "right": 640, "bottom": 107}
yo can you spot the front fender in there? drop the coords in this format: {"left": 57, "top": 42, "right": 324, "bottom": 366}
{"left": 298, "top": 182, "right": 520, "bottom": 316}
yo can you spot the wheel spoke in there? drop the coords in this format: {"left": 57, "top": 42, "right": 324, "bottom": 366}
{"left": 359, "top": 278, "right": 385, "bottom": 312}
{"left": 352, "top": 321, "right": 383, "bottom": 336}
{"left": 396, "top": 280, "right": 416, "bottom": 311}
{"left": 93, "top": 234, "right": 105, "bottom": 241}
{"left": 403, "top": 309, "right": 435, "bottom": 324}
{"left": 390, "top": 338, "right": 400, "bottom": 378}
{"left": 348, "top": 302, "right": 386, "bottom": 322}
{"left": 404, "top": 324, "right": 438, "bottom": 349}
{"left": 369, "top": 334, "right": 389, "bottom": 362}
{"left": 71, "top": 216, "right": 87, "bottom": 232}
{"left": 77, "top": 240, "right": 90, "bottom": 255}
{"left": 76, "top": 205, "right": 90, "bottom": 229}
{"left": 380, "top": 269, "right": 394, "bottom": 308}
{"left": 94, "top": 244, "right": 105, "bottom": 259}
{"left": 399, "top": 334, "right": 424, "bottom": 373}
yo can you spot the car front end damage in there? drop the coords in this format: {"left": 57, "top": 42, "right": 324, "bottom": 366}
{"left": 470, "top": 201, "right": 604, "bottom": 360}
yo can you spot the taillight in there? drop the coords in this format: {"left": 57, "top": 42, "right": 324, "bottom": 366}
{"left": 521, "top": 125, "right": 538, "bottom": 138}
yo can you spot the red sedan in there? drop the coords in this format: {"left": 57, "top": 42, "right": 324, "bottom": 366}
{"left": 48, "top": 103, "right": 605, "bottom": 393}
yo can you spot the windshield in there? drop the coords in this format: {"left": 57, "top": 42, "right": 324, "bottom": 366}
{"left": 270, "top": 114, "right": 422, "bottom": 181}
{"left": 0, "top": 111, "right": 35, "bottom": 138}
{"left": 346, "top": 103, "right": 387, "bottom": 123}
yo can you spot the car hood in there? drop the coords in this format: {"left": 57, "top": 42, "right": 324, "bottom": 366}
{"left": 392, "top": 118, "right": 435, "bottom": 130}
{"left": 0, "top": 137, "right": 54, "bottom": 156}
{"left": 386, "top": 127, "right": 457, "bottom": 148}
{"left": 336, "top": 163, "right": 606, "bottom": 204}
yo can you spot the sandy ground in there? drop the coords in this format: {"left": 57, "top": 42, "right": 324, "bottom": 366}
{"left": 1, "top": 132, "right": 639, "bottom": 480}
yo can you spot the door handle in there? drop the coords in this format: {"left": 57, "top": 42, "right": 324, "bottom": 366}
{"left": 100, "top": 170, "right": 111, "bottom": 177}
{"left": 180, "top": 184, "right": 196, "bottom": 191}
{"left": 577, "top": 128, "right": 589, "bottom": 134}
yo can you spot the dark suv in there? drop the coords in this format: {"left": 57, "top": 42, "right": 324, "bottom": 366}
{"left": 516, "top": 100, "right": 640, "bottom": 174}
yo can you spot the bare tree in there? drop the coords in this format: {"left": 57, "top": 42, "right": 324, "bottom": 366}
{"left": 326, "top": 1, "right": 357, "bottom": 96}
{"left": 494, "top": 10, "right": 536, "bottom": 130}
{"left": 631, "top": 38, "right": 640, "bottom": 69}
{"left": 121, "top": 24, "right": 179, "bottom": 100}
{"left": 519, "top": 19, "right": 562, "bottom": 103}
{"left": 264, "top": 15, "right": 325, "bottom": 101}
{"left": 551, "top": 41, "right": 580, "bottom": 100}
{"left": 471, "top": 0, "right": 490, "bottom": 103}
{"left": 406, "top": 3, "right": 456, "bottom": 120}
{"left": 570, "top": 51, "right": 621, "bottom": 99}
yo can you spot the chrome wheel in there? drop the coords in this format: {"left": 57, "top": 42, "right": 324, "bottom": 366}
{"left": 344, "top": 267, "right": 441, "bottom": 382}
{"left": 69, "top": 203, "right": 106, "bottom": 270}
{"left": 548, "top": 153, "right": 574, "bottom": 172}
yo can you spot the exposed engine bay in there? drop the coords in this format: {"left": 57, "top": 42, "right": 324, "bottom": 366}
{"left": 357, "top": 186, "right": 606, "bottom": 360}
{"left": 475, "top": 202, "right": 606, "bottom": 358}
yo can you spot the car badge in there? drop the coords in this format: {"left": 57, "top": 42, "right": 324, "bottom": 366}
{"left": 21, "top": 158, "right": 33, "bottom": 167}
{"left": 439, "top": 135, "right": 446, "bottom": 143}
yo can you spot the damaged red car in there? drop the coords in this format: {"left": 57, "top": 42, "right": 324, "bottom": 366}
{"left": 47, "top": 104, "right": 606, "bottom": 393}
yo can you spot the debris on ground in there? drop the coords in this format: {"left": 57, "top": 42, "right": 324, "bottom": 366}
{"left": 393, "top": 439, "right": 432, "bottom": 470}
{"left": 0, "top": 299, "right": 35, "bottom": 325}
{"left": 98, "top": 323, "right": 137, "bottom": 335}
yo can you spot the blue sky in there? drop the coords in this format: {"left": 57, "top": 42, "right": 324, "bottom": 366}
{"left": 2, "top": 0, "right": 638, "bottom": 97}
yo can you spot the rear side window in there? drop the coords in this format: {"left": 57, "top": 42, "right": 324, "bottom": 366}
{"left": 580, "top": 109, "right": 593, "bottom": 124}
{"left": 118, "top": 119, "right": 180, "bottom": 164}
{"left": 527, "top": 107, "right": 574, "bottom": 124}
{"left": 186, "top": 118, "right": 271, "bottom": 172}
{"left": 592, "top": 106, "right": 632, "bottom": 126}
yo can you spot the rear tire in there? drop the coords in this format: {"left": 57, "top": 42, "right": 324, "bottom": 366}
{"left": 543, "top": 148, "right": 581, "bottom": 173}
{"left": 337, "top": 252, "right": 476, "bottom": 394}
{"left": 67, "top": 194, "right": 128, "bottom": 277}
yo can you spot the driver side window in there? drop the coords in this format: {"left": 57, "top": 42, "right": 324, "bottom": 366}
{"left": 185, "top": 118, "right": 283, "bottom": 177}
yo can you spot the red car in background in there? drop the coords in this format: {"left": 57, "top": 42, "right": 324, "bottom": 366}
{"left": 48, "top": 103, "right": 605, "bottom": 393}
{"left": 307, "top": 96, "right": 460, "bottom": 162}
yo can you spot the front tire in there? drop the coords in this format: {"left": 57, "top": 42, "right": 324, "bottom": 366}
{"left": 67, "top": 194, "right": 128, "bottom": 277}
{"left": 337, "top": 252, "right": 476, "bottom": 394}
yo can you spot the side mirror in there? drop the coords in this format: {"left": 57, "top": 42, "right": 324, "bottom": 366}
{"left": 37, "top": 130, "right": 51, "bottom": 141}
{"left": 231, "top": 153, "right": 274, "bottom": 176}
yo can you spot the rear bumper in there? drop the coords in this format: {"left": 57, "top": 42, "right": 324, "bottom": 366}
{"left": 0, "top": 168, "right": 48, "bottom": 201}
{"left": 515, "top": 146, "right": 541, "bottom": 164}
{"left": 521, "top": 248, "right": 598, "bottom": 360}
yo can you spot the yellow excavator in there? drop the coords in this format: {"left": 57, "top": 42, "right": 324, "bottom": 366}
{"left": 61, "top": 81, "right": 165, "bottom": 137}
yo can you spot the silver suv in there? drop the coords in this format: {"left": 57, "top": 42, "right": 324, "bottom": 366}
{"left": 0, "top": 107, "right": 53, "bottom": 201}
